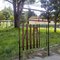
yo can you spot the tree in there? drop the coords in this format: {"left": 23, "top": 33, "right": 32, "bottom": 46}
{"left": 40, "top": 0, "right": 53, "bottom": 24}
{"left": 40, "top": 12, "right": 48, "bottom": 19}
{"left": 28, "top": 9, "right": 36, "bottom": 18}
{"left": 2, "top": 7, "right": 14, "bottom": 20}
{"left": 9, "top": 15, "right": 14, "bottom": 20}
{"left": 20, "top": 10, "right": 36, "bottom": 24}
{"left": 2, "top": 10, "right": 10, "bottom": 20}
{"left": 50, "top": 0, "right": 60, "bottom": 32}
{"left": 27, "top": 9, "right": 36, "bottom": 23}
{"left": 5, "top": 0, "right": 35, "bottom": 28}
{"left": 0, "top": 11, "right": 5, "bottom": 20}
{"left": 0, "top": 11, "right": 5, "bottom": 26}
{"left": 0, "top": 7, "right": 13, "bottom": 20}
{"left": 57, "top": 13, "right": 60, "bottom": 22}
{"left": 20, "top": 12, "right": 26, "bottom": 23}
{"left": 40, "top": 0, "right": 60, "bottom": 32}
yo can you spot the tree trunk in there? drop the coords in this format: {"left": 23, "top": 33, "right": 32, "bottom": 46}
{"left": 13, "top": 0, "right": 20, "bottom": 28}
{"left": 54, "top": 15, "right": 57, "bottom": 32}
{"left": 13, "top": 0, "right": 25, "bottom": 28}
{"left": 13, "top": 10, "right": 20, "bottom": 28}
{"left": 14, "top": 13, "right": 20, "bottom": 28}
{"left": 13, "top": 0, "right": 17, "bottom": 28}
{"left": 54, "top": 13, "right": 58, "bottom": 32}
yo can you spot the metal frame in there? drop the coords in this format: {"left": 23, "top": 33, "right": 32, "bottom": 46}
{"left": 18, "top": 7, "right": 50, "bottom": 60}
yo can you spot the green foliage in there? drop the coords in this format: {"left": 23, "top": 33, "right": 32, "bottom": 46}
{"left": 40, "top": 0, "right": 60, "bottom": 32}
{"left": 3, "top": 11, "right": 10, "bottom": 20}
{"left": 9, "top": 16, "right": 14, "bottom": 20}
{"left": 20, "top": 13, "right": 26, "bottom": 23}
{"left": 2, "top": 7, "right": 13, "bottom": 20}
{"left": 41, "top": 0, "right": 60, "bottom": 20}
{"left": 28, "top": 9, "right": 36, "bottom": 19}
{"left": 0, "top": 11, "right": 5, "bottom": 20}
{"left": 49, "top": 0, "right": 60, "bottom": 32}
{"left": 40, "top": 0, "right": 53, "bottom": 20}
{"left": 5, "top": 0, "right": 36, "bottom": 27}
{"left": 0, "top": 7, "right": 14, "bottom": 20}
{"left": 20, "top": 11, "right": 36, "bottom": 24}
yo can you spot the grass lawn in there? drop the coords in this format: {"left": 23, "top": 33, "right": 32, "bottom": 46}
{"left": 0, "top": 27, "right": 60, "bottom": 60}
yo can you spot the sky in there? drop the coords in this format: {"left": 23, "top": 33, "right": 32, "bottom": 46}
{"left": 0, "top": 0, "right": 13, "bottom": 10}
{"left": 0, "top": 0, "right": 45, "bottom": 16}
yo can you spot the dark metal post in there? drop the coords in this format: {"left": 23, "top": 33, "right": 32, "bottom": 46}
{"left": 47, "top": 17, "right": 50, "bottom": 56}
{"left": 22, "top": 23, "right": 24, "bottom": 50}
{"left": 26, "top": 24, "right": 28, "bottom": 50}
{"left": 39, "top": 24, "right": 40, "bottom": 48}
{"left": 30, "top": 24, "right": 32, "bottom": 49}
{"left": 46, "top": 25, "right": 47, "bottom": 46}
{"left": 33, "top": 25, "right": 35, "bottom": 48}
{"left": 18, "top": 27, "right": 21, "bottom": 60}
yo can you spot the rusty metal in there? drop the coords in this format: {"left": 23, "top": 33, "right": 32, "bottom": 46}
{"left": 22, "top": 23, "right": 24, "bottom": 50}
{"left": 26, "top": 24, "right": 28, "bottom": 50}
{"left": 33, "top": 25, "right": 35, "bottom": 48}
{"left": 35, "top": 25, "right": 38, "bottom": 48}
{"left": 30, "top": 24, "right": 32, "bottom": 49}
{"left": 39, "top": 24, "right": 40, "bottom": 48}
{"left": 37, "top": 25, "right": 39, "bottom": 48}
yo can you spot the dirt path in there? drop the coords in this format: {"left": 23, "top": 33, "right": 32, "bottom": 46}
{"left": 27, "top": 54, "right": 60, "bottom": 60}
{"left": 27, "top": 45, "right": 60, "bottom": 60}
{"left": 14, "top": 44, "right": 60, "bottom": 60}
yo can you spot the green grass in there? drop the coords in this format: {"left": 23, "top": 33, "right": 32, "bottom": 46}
{"left": 0, "top": 27, "right": 60, "bottom": 60}
{"left": 0, "top": 28, "right": 19, "bottom": 60}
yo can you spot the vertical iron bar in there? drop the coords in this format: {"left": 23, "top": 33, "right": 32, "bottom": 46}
{"left": 26, "top": 24, "right": 28, "bottom": 50}
{"left": 37, "top": 25, "right": 39, "bottom": 48}
{"left": 47, "top": 18, "right": 50, "bottom": 56}
{"left": 36, "top": 25, "right": 38, "bottom": 48}
{"left": 18, "top": 27, "right": 20, "bottom": 60}
{"left": 33, "top": 25, "right": 35, "bottom": 48}
{"left": 30, "top": 24, "right": 32, "bottom": 49}
{"left": 22, "top": 23, "right": 24, "bottom": 50}
{"left": 46, "top": 25, "right": 47, "bottom": 46}
{"left": 39, "top": 24, "right": 40, "bottom": 48}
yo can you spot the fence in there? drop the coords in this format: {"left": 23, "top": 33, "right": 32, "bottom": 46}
{"left": 19, "top": 24, "right": 41, "bottom": 50}
{"left": 19, "top": 22, "right": 60, "bottom": 59}
{"left": 0, "top": 20, "right": 48, "bottom": 57}
{"left": 0, "top": 20, "right": 14, "bottom": 29}
{"left": 17, "top": 23, "right": 50, "bottom": 60}
{"left": 1, "top": 20, "right": 60, "bottom": 60}
{"left": 18, "top": 23, "right": 49, "bottom": 52}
